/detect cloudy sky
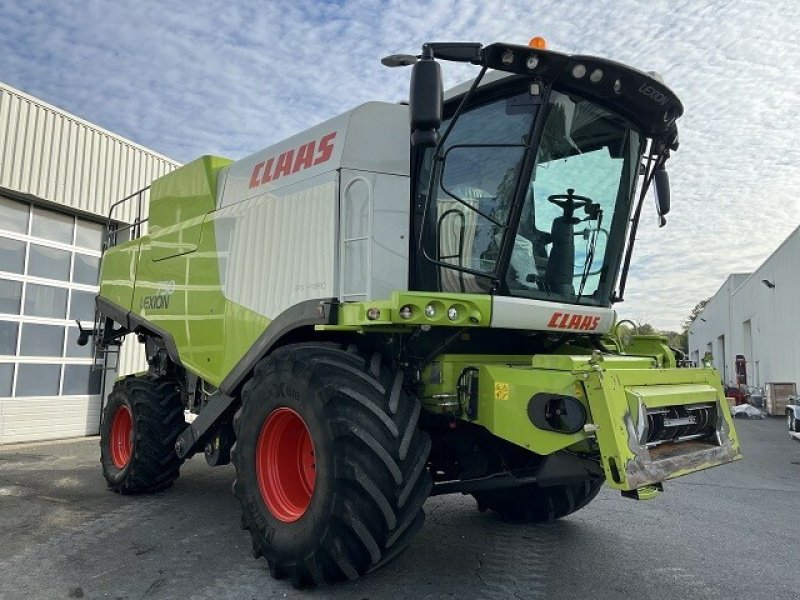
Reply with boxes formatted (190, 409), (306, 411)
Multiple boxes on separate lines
(1, 0), (797, 329)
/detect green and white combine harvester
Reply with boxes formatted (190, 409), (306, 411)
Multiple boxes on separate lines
(84, 38), (741, 587)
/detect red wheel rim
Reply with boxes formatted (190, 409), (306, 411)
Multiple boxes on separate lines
(256, 407), (316, 523)
(110, 405), (133, 469)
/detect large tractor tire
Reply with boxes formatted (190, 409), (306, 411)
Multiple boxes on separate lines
(232, 344), (432, 588)
(473, 479), (603, 523)
(100, 375), (186, 494)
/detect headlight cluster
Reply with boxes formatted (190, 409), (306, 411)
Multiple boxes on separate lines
(570, 62), (620, 93)
(395, 300), (481, 325)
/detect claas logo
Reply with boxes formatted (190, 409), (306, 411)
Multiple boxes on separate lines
(249, 132), (337, 189)
(547, 312), (602, 331)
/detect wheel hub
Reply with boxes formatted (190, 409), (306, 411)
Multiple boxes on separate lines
(110, 405), (133, 469)
(256, 407), (316, 523)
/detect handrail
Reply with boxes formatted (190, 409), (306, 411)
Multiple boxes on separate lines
(103, 186), (150, 252)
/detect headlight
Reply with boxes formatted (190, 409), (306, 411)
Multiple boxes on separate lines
(571, 64), (586, 79)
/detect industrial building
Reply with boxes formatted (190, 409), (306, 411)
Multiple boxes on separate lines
(0, 81), (179, 444)
(689, 225), (800, 396)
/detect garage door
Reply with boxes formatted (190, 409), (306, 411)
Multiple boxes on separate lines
(0, 195), (105, 444)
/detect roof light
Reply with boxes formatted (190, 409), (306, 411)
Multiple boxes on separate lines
(589, 68), (603, 83)
(571, 64), (586, 79)
(501, 50), (515, 65)
(528, 36), (547, 49)
(526, 54), (539, 70)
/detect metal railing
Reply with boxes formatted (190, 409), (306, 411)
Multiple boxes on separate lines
(103, 185), (150, 252)
(91, 185), (151, 411)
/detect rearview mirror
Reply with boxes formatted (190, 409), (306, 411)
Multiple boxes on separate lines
(409, 49), (442, 147)
(654, 168), (670, 217)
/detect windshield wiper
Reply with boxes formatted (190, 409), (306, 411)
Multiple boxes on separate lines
(576, 210), (602, 302)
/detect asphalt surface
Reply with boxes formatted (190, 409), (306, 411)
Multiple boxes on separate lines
(1, 418), (798, 600)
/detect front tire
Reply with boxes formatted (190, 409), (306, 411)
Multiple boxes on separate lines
(473, 479), (604, 522)
(232, 344), (432, 588)
(100, 375), (186, 494)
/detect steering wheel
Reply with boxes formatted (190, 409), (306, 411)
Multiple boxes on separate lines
(547, 188), (594, 218)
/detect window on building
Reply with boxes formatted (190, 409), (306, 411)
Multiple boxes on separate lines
(0, 237), (26, 273)
(0, 197), (29, 233)
(0, 196), (104, 398)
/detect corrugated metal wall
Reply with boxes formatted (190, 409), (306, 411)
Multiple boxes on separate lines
(0, 81), (182, 443)
(0, 82), (179, 223)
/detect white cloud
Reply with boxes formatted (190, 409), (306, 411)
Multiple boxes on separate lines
(1, 0), (798, 329)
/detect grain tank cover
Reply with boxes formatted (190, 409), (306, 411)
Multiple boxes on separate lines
(217, 102), (409, 209)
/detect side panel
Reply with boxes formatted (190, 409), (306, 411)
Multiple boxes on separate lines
(123, 156), (270, 385)
(491, 296), (616, 333)
(98, 238), (141, 311)
(213, 171), (338, 319)
(339, 169), (410, 302)
(130, 219), (270, 386)
(149, 156), (232, 261)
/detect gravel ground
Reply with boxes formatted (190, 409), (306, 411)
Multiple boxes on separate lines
(1, 417), (798, 599)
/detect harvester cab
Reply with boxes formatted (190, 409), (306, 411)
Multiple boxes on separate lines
(389, 40), (679, 307)
(89, 37), (740, 588)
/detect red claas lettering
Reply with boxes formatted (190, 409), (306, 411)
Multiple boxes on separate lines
(547, 312), (602, 331)
(248, 131), (337, 190)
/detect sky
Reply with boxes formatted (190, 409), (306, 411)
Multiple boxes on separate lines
(1, 0), (798, 330)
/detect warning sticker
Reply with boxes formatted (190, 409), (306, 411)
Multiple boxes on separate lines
(494, 382), (509, 400)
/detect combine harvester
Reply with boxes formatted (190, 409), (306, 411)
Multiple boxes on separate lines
(82, 37), (742, 587)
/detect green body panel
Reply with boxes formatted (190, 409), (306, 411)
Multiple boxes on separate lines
(99, 155), (270, 386)
(98, 238), (140, 310)
(620, 335), (677, 368)
(322, 291), (492, 330)
(423, 352), (741, 492)
(149, 156), (232, 260)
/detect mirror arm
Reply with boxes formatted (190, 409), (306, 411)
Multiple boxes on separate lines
(435, 65), (488, 158)
(615, 147), (659, 301)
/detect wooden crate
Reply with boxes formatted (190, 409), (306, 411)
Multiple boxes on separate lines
(765, 383), (797, 416)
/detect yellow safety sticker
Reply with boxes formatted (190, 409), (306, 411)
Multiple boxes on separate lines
(494, 382), (509, 400)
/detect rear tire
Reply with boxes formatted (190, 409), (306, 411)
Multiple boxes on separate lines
(473, 479), (603, 523)
(100, 375), (186, 494)
(232, 344), (432, 588)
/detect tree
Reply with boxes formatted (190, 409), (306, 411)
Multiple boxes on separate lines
(614, 321), (687, 353)
(682, 298), (711, 333)
(664, 329), (687, 353)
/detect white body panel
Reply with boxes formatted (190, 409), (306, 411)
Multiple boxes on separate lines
(340, 169), (409, 302)
(212, 102), (411, 318)
(217, 102), (410, 208)
(491, 296), (616, 334)
(213, 172), (338, 319)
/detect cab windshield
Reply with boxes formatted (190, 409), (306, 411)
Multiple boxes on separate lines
(418, 84), (642, 306)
